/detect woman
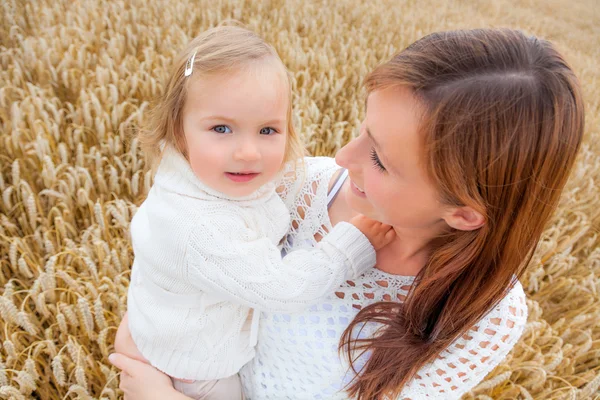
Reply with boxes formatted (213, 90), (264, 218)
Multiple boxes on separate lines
(110, 28), (584, 399)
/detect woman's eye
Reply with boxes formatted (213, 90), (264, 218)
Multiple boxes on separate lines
(370, 148), (386, 172)
(212, 125), (232, 134)
(259, 127), (277, 135)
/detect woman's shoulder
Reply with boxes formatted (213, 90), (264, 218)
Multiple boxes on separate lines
(277, 156), (338, 195)
(490, 278), (528, 323)
(276, 156), (340, 224)
(479, 278), (528, 350)
(456, 278), (528, 361)
(399, 280), (528, 399)
(283, 155), (337, 172)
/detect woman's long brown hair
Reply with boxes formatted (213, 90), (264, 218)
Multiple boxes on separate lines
(340, 29), (585, 399)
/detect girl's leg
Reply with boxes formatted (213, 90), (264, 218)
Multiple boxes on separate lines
(172, 375), (244, 400)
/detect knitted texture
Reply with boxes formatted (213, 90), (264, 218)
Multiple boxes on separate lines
(241, 157), (528, 399)
(128, 149), (376, 380)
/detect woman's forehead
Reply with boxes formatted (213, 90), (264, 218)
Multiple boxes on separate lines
(365, 87), (426, 174)
(365, 88), (422, 144)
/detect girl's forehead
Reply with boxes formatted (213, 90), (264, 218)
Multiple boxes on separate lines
(183, 63), (289, 120)
(186, 61), (288, 100)
(187, 57), (288, 87)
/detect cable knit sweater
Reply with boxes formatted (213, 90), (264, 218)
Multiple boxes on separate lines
(240, 156), (529, 399)
(127, 146), (376, 381)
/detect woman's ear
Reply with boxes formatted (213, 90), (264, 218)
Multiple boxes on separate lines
(443, 206), (485, 231)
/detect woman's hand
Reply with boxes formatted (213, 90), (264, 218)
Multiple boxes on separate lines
(114, 312), (195, 383)
(114, 313), (149, 363)
(108, 353), (190, 400)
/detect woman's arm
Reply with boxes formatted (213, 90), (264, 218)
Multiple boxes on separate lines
(113, 313), (149, 363)
(108, 353), (191, 400)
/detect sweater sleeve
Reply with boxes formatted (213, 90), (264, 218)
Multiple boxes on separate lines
(186, 217), (376, 312)
(397, 282), (528, 399)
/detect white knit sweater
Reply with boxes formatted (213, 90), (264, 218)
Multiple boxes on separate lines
(127, 146), (376, 381)
(240, 156), (529, 399)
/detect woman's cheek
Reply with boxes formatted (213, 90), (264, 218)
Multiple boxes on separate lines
(364, 172), (385, 209)
(365, 170), (384, 199)
(366, 173), (402, 222)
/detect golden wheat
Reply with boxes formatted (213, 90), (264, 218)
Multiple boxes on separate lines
(0, 0), (599, 399)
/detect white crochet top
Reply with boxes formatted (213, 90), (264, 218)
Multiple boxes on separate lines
(127, 147), (376, 381)
(240, 157), (528, 399)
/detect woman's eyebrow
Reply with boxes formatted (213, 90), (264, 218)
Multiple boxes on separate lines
(367, 126), (400, 174)
(366, 127), (381, 149)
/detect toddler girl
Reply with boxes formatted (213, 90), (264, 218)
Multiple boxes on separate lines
(122, 25), (393, 399)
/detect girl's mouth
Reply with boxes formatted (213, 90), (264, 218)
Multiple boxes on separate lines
(225, 172), (260, 183)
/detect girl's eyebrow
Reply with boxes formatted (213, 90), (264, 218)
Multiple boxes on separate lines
(199, 115), (286, 126)
(258, 118), (286, 126)
(198, 115), (237, 124)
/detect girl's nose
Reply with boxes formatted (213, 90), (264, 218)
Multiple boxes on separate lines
(233, 138), (261, 162)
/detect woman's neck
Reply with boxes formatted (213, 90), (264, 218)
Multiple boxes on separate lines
(374, 222), (447, 276)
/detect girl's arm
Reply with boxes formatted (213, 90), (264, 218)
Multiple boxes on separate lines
(183, 157), (394, 313)
(186, 215), (393, 312)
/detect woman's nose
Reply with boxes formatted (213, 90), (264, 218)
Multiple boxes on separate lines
(335, 142), (351, 168)
(335, 130), (363, 169)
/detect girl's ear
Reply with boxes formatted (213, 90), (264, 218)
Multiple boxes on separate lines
(443, 206), (485, 231)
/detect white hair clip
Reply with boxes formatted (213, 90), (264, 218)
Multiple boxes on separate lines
(184, 50), (197, 77)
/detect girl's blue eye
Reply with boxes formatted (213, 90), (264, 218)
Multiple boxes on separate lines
(212, 125), (232, 134)
(260, 127), (277, 135)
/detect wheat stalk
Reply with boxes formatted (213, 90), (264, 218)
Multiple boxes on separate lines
(1, 0), (599, 398)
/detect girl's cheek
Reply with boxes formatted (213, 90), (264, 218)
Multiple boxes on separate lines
(266, 136), (287, 158)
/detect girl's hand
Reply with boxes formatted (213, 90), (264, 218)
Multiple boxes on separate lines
(350, 214), (396, 250)
(108, 353), (190, 400)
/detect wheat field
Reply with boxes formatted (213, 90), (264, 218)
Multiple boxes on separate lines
(0, 0), (599, 399)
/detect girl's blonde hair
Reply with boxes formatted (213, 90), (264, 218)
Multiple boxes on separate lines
(138, 25), (304, 170)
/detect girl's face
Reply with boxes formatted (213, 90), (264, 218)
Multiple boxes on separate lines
(181, 59), (288, 197)
(336, 86), (448, 233)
